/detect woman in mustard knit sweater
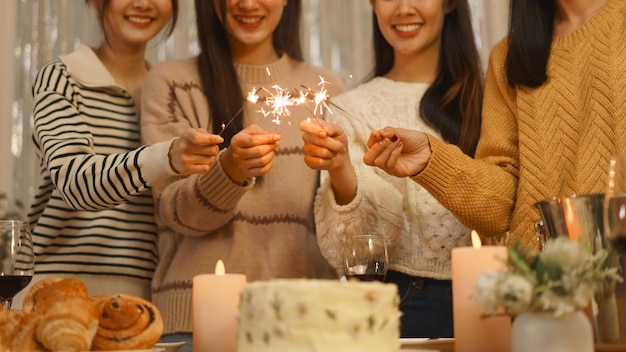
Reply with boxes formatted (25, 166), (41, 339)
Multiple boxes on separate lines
(363, 0), (626, 249)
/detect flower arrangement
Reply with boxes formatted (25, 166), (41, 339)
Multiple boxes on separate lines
(473, 236), (622, 318)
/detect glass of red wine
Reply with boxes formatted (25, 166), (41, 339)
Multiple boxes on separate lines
(0, 220), (34, 309)
(343, 234), (388, 282)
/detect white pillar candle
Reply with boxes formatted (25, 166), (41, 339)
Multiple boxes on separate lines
(193, 260), (247, 352)
(452, 231), (511, 352)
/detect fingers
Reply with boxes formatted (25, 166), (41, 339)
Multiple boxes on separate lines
(299, 118), (327, 137)
(367, 127), (398, 148)
(168, 128), (226, 174)
(233, 124), (281, 148)
(363, 138), (399, 167)
(181, 128), (224, 145)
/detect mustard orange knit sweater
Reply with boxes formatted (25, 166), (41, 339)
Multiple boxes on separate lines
(414, 0), (626, 249)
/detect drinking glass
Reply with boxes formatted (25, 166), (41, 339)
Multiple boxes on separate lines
(0, 220), (35, 309)
(604, 154), (626, 251)
(343, 234), (388, 282)
(600, 154), (626, 343)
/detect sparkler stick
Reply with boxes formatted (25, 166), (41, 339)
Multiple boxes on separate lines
(218, 88), (261, 136)
(299, 84), (376, 131)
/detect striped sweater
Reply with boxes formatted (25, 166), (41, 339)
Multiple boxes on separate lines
(140, 55), (345, 334)
(25, 44), (175, 301)
(413, 0), (626, 249)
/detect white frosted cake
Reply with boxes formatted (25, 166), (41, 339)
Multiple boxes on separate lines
(237, 279), (401, 352)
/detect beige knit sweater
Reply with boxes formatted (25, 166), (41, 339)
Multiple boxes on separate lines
(140, 55), (345, 334)
(414, 0), (626, 249)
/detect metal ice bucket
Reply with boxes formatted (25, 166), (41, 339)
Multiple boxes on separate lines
(535, 193), (626, 344)
(534, 193), (605, 250)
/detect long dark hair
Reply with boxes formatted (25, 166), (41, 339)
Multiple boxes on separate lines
(505, 0), (555, 88)
(195, 0), (304, 148)
(372, 0), (483, 157)
(88, 0), (179, 42)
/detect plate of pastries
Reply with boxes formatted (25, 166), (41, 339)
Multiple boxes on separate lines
(0, 277), (165, 351)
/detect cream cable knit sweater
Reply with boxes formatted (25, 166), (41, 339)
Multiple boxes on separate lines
(315, 77), (471, 281)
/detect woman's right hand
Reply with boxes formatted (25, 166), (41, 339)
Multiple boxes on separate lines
(300, 118), (357, 205)
(299, 118), (350, 172)
(221, 124), (281, 185)
(364, 126), (432, 177)
(169, 128), (224, 174)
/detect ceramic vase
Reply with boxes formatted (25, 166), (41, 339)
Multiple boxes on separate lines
(511, 310), (593, 352)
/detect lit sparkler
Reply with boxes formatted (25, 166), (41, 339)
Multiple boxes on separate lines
(217, 75), (372, 135)
(259, 85), (295, 126)
(301, 76), (376, 130)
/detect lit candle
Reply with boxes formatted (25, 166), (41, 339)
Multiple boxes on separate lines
(452, 231), (511, 352)
(193, 260), (247, 352)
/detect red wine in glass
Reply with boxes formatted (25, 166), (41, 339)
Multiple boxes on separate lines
(344, 235), (389, 282)
(348, 273), (386, 282)
(346, 260), (388, 282)
(0, 275), (33, 301)
(0, 221), (35, 309)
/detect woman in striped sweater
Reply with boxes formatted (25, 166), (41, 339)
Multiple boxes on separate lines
(18, 0), (223, 307)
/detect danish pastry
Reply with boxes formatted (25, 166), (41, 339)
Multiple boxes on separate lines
(91, 294), (163, 351)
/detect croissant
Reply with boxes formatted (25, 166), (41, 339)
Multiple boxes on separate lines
(22, 277), (89, 313)
(91, 294), (163, 351)
(0, 308), (44, 351)
(22, 277), (98, 351)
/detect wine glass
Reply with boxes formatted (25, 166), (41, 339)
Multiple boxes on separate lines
(600, 154), (626, 343)
(604, 154), (626, 252)
(0, 220), (35, 309)
(343, 234), (388, 282)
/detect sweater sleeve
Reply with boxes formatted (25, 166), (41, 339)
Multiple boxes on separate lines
(314, 94), (407, 275)
(31, 60), (171, 211)
(412, 40), (519, 237)
(140, 61), (250, 237)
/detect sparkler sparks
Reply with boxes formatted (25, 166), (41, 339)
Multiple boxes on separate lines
(217, 75), (372, 135)
(259, 85), (295, 126)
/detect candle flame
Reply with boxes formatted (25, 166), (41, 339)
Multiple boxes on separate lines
(471, 230), (482, 249)
(215, 259), (225, 275)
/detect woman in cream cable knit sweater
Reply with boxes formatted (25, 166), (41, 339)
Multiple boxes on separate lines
(299, 0), (483, 338)
(365, 0), (626, 250)
(140, 0), (344, 347)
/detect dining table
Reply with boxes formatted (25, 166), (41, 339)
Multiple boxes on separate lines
(398, 339), (626, 352)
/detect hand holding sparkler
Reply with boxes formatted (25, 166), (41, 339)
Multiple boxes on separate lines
(300, 118), (358, 205)
(300, 118), (351, 171)
(168, 128), (224, 174)
(221, 124), (282, 185)
(363, 127), (432, 178)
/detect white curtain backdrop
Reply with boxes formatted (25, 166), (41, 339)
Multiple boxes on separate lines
(0, 0), (509, 217)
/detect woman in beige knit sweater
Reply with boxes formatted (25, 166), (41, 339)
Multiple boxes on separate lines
(364, 0), (626, 249)
(139, 0), (344, 347)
